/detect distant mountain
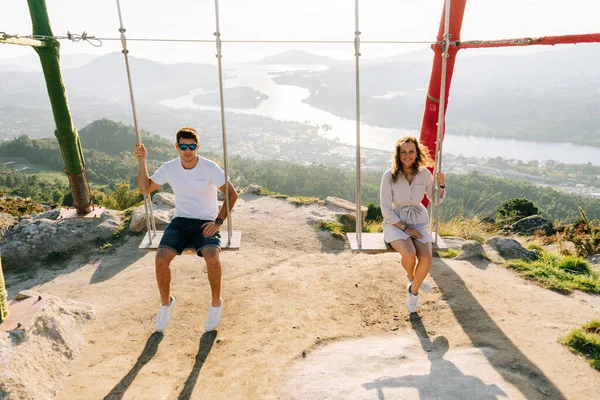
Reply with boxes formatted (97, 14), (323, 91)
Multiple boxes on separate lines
(0, 52), (218, 106)
(0, 53), (98, 72)
(253, 50), (346, 66)
(271, 43), (600, 146)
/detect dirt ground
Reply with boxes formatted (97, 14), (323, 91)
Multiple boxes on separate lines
(5, 194), (600, 399)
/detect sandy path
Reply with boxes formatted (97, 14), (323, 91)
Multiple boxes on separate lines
(8, 195), (598, 399)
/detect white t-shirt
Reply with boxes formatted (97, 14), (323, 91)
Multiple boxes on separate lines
(150, 156), (226, 220)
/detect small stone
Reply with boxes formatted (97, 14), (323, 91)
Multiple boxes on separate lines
(355, 283), (358, 288)
(302, 350), (306, 358)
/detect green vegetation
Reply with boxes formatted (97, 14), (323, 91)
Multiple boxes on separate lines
(317, 220), (346, 239)
(565, 207), (600, 257)
(435, 248), (460, 258)
(0, 197), (46, 217)
(497, 198), (539, 225)
(438, 217), (496, 243)
(561, 320), (600, 371)
(507, 251), (600, 294)
(3, 119), (600, 225)
(288, 196), (324, 206)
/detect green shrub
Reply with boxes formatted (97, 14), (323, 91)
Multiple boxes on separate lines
(365, 202), (382, 222)
(557, 256), (592, 275)
(565, 207), (600, 257)
(497, 198), (539, 224)
(561, 320), (600, 371)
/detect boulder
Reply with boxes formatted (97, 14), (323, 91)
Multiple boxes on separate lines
(152, 192), (176, 207)
(440, 236), (470, 251)
(510, 215), (555, 236)
(484, 236), (537, 261)
(454, 241), (486, 260)
(244, 184), (262, 195)
(0, 210), (123, 271)
(325, 197), (367, 222)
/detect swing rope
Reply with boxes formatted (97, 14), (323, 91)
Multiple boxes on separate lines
(214, 0), (233, 246)
(115, 0), (156, 242)
(430, 0), (452, 244)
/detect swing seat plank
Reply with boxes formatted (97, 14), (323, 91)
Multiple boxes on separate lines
(346, 232), (447, 253)
(139, 230), (242, 253)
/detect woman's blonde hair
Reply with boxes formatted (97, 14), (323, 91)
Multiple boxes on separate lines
(391, 136), (434, 183)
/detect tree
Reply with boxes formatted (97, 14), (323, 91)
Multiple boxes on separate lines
(497, 198), (539, 224)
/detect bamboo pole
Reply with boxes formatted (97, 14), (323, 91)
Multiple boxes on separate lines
(26, 0), (92, 213)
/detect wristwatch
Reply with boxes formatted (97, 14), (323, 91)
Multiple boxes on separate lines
(401, 222), (407, 231)
(214, 217), (223, 225)
(439, 184), (446, 188)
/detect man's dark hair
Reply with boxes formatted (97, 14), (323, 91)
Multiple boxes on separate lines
(176, 127), (199, 143)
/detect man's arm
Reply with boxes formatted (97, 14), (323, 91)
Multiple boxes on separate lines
(134, 143), (162, 195)
(201, 181), (238, 237)
(216, 181), (238, 222)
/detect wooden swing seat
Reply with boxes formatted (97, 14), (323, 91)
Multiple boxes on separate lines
(346, 232), (448, 253)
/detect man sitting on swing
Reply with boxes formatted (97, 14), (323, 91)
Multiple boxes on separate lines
(134, 127), (238, 333)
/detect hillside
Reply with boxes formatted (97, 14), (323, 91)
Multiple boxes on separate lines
(3, 194), (599, 399)
(2, 120), (600, 222)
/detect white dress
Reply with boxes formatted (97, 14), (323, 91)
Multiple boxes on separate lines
(380, 167), (446, 244)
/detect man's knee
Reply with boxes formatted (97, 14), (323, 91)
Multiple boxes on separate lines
(202, 247), (221, 266)
(156, 248), (176, 268)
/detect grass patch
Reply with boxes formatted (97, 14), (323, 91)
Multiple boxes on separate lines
(317, 220), (346, 239)
(257, 188), (288, 199)
(317, 216), (380, 239)
(507, 251), (600, 294)
(435, 248), (460, 258)
(561, 320), (600, 371)
(437, 217), (496, 244)
(288, 196), (324, 206)
(526, 243), (544, 251)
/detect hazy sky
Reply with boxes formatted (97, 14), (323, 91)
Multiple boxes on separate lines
(2, 0), (599, 64)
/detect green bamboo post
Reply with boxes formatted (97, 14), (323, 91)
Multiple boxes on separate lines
(0, 256), (8, 322)
(26, 0), (93, 213)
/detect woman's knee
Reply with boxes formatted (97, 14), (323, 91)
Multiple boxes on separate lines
(400, 249), (417, 262)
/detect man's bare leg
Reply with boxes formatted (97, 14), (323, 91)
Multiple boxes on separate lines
(201, 246), (222, 307)
(156, 247), (177, 305)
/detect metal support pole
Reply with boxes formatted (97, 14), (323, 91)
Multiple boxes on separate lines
(214, 0), (232, 246)
(354, 0), (362, 247)
(431, 0), (452, 244)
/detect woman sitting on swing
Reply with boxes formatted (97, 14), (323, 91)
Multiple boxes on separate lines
(380, 136), (446, 313)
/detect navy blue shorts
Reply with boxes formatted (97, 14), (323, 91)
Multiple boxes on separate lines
(159, 217), (221, 257)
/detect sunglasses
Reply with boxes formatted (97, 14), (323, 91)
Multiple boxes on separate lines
(177, 143), (198, 151)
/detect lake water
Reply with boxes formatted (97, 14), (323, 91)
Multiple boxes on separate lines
(161, 64), (600, 166)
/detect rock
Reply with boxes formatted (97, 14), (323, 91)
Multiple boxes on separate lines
(152, 192), (176, 207)
(484, 236), (537, 261)
(0, 210), (123, 271)
(0, 212), (17, 238)
(585, 254), (600, 267)
(0, 291), (93, 400)
(510, 215), (555, 236)
(325, 197), (367, 222)
(440, 236), (470, 251)
(129, 205), (173, 233)
(454, 241), (486, 260)
(244, 184), (262, 195)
